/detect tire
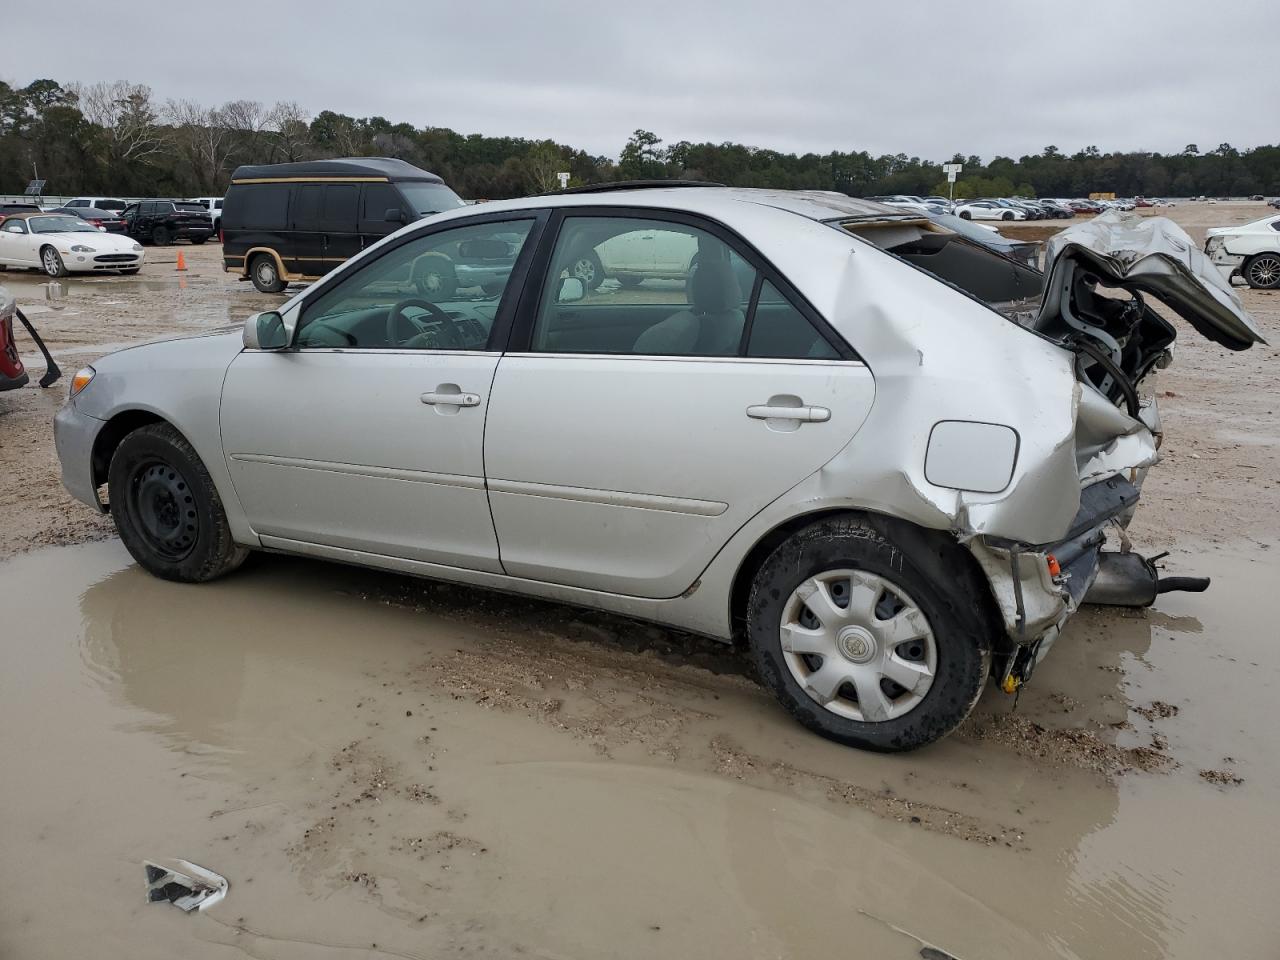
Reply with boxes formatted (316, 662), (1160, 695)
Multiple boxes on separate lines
(958, 210), (972, 220)
(617, 275), (644, 288)
(107, 422), (249, 583)
(746, 513), (994, 753)
(413, 257), (457, 299)
(568, 250), (604, 290)
(40, 246), (66, 278)
(151, 225), (171, 246)
(213, 218), (221, 234)
(1001, 211), (1014, 221)
(250, 253), (287, 293)
(1243, 253), (1280, 290)
(190, 235), (208, 245)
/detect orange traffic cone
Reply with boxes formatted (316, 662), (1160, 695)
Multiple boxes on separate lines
(176, 250), (187, 271)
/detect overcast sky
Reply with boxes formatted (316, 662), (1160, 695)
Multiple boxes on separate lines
(4, 1), (1275, 161)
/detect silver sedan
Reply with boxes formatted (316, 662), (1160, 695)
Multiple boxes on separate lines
(54, 190), (1262, 751)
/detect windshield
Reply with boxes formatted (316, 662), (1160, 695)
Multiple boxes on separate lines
(398, 181), (465, 216)
(30, 216), (97, 234)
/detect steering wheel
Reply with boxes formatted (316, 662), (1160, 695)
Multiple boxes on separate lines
(386, 297), (453, 348)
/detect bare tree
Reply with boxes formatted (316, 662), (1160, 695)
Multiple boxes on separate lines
(220, 99), (272, 163)
(267, 100), (311, 162)
(72, 81), (166, 164)
(165, 98), (234, 192)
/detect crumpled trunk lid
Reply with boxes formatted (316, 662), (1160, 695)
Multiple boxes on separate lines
(1040, 211), (1264, 351)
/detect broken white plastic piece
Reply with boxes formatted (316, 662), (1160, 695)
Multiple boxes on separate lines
(143, 859), (228, 912)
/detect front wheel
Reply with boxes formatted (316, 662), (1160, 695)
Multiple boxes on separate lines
(747, 514), (993, 752)
(41, 246), (66, 277)
(250, 253), (287, 293)
(107, 422), (249, 582)
(958, 210), (972, 220)
(1244, 253), (1280, 289)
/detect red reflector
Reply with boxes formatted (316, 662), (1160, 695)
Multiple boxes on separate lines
(1047, 555), (1062, 578)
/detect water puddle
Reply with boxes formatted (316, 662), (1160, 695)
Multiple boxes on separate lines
(1, 539), (1274, 958)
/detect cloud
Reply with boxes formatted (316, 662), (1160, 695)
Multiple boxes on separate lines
(3, 0), (1273, 160)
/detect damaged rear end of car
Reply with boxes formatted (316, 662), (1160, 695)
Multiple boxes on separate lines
(831, 207), (1263, 696)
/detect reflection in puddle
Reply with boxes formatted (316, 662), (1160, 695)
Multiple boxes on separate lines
(1, 540), (1275, 958)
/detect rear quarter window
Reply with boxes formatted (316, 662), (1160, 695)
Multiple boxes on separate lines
(226, 184), (290, 230)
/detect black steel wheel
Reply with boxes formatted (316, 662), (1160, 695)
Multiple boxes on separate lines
(108, 422), (249, 582)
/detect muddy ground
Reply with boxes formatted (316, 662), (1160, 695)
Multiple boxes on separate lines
(1, 204), (1277, 959)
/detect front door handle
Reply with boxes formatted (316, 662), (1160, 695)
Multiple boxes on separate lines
(747, 403), (830, 423)
(421, 390), (481, 407)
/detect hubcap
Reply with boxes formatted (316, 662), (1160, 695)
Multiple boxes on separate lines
(131, 461), (198, 561)
(257, 262), (275, 284)
(779, 569), (937, 723)
(421, 271), (443, 293)
(43, 250), (58, 272)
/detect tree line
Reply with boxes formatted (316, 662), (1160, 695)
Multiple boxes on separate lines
(3, 78), (1278, 200)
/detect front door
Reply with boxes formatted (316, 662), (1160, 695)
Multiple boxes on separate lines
(0, 219), (35, 266)
(484, 212), (875, 599)
(219, 215), (542, 570)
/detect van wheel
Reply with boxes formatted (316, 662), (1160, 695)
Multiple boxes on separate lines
(250, 254), (287, 293)
(108, 422), (249, 583)
(746, 513), (993, 753)
(151, 225), (172, 245)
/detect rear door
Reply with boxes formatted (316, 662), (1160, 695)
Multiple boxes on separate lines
(319, 184), (361, 266)
(484, 210), (875, 599)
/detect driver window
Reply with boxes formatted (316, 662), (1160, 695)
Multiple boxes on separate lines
(295, 219), (534, 351)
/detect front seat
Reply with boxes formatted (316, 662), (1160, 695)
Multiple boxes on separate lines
(633, 259), (745, 355)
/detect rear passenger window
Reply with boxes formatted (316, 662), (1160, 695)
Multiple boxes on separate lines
(747, 281), (839, 359)
(242, 185), (290, 229)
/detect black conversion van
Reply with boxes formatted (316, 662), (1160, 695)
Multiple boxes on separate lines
(221, 157), (464, 292)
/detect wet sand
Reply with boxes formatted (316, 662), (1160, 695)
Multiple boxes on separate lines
(2, 204), (1279, 957)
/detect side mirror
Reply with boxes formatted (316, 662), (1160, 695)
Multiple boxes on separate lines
(556, 276), (585, 303)
(243, 311), (289, 350)
(384, 208), (406, 224)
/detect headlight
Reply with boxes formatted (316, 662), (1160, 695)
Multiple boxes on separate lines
(70, 365), (96, 398)
(70, 244), (96, 253)
(132, 243), (143, 252)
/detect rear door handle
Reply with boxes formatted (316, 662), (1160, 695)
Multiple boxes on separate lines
(747, 404), (830, 423)
(421, 391), (481, 407)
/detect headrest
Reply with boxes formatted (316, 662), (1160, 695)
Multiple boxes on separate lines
(689, 259), (741, 315)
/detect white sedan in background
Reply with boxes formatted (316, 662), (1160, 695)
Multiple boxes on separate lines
(0, 212), (145, 277)
(954, 201), (1026, 221)
(1205, 214), (1280, 288)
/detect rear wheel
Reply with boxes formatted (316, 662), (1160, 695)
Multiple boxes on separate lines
(107, 422), (248, 583)
(151, 225), (171, 245)
(190, 235), (208, 245)
(40, 246), (66, 277)
(1244, 253), (1280, 289)
(1001, 211), (1014, 221)
(568, 250), (604, 290)
(747, 514), (993, 752)
(250, 253), (287, 293)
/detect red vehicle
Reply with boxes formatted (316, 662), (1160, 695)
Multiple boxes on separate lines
(0, 202), (41, 226)
(0, 286), (61, 392)
(1135, 197), (1154, 208)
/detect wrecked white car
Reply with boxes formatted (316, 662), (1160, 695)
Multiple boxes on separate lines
(1204, 213), (1280, 289)
(53, 189), (1263, 752)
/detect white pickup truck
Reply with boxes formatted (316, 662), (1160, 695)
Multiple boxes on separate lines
(186, 197), (225, 234)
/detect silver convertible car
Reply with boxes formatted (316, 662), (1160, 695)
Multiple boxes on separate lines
(54, 188), (1262, 752)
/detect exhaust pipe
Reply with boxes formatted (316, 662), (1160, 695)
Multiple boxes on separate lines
(1084, 551), (1210, 607)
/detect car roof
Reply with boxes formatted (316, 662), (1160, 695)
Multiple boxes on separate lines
(433, 186), (908, 225)
(229, 156), (445, 183)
